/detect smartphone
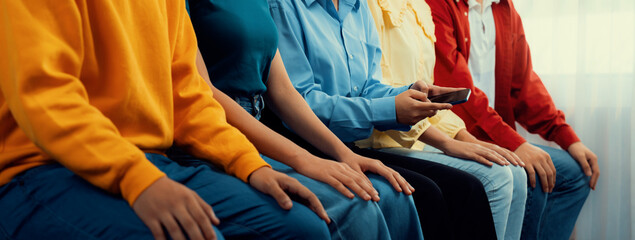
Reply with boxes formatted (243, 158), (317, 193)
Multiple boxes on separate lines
(428, 88), (471, 105)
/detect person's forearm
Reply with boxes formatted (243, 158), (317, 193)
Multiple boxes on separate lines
(417, 125), (455, 151)
(266, 51), (354, 161)
(454, 128), (479, 142)
(195, 50), (312, 169)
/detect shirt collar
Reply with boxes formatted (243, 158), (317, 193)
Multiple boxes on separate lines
(349, 0), (361, 10)
(303, 0), (360, 10)
(465, 0), (500, 10)
(457, 0), (500, 6)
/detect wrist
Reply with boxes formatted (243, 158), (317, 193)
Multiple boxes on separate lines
(455, 129), (477, 142)
(247, 166), (272, 184)
(435, 137), (456, 153)
(332, 145), (357, 162)
(566, 141), (583, 152)
(280, 149), (313, 171)
(514, 141), (531, 153)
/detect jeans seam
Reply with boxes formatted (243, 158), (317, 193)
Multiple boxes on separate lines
(327, 217), (344, 239)
(219, 221), (272, 240)
(18, 179), (99, 240)
(0, 217), (10, 240)
(554, 169), (574, 190)
(479, 175), (499, 196)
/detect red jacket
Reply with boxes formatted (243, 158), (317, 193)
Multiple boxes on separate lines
(426, 0), (580, 151)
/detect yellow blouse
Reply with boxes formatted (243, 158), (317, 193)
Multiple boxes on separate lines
(356, 0), (466, 150)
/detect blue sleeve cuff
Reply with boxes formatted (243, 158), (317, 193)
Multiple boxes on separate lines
(396, 85), (411, 95)
(370, 96), (411, 131)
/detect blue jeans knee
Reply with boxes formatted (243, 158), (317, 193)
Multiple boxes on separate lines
(521, 144), (591, 240)
(261, 155), (391, 240)
(535, 145), (590, 198)
(370, 174), (424, 240)
(274, 206), (331, 240)
(482, 164), (514, 201)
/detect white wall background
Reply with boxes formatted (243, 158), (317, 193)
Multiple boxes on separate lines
(513, 1), (635, 239)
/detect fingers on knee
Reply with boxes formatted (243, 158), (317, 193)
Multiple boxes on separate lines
(346, 195), (381, 214)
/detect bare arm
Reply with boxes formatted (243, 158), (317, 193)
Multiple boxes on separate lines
(195, 50), (310, 170)
(195, 50), (379, 201)
(265, 51), (352, 162)
(418, 126), (509, 166)
(265, 50), (414, 195)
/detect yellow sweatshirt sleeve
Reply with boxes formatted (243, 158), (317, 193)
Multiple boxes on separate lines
(428, 110), (467, 139)
(170, 5), (270, 182)
(0, 1), (165, 205)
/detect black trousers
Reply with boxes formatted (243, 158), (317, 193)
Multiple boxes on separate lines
(260, 109), (497, 240)
(351, 146), (497, 240)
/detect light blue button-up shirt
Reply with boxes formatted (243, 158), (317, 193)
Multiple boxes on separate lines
(268, 0), (410, 142)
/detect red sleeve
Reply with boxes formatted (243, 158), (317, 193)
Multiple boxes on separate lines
(427, 0), (526, 151)
(508, 3), (580, 149)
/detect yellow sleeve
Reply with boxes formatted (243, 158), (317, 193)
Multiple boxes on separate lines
(170, 4), (270, 182)
(0, 1), (165, 206)
(382, 119), (432, 149)
(356, 119), (431, 150)
(428, 110), (467, 139)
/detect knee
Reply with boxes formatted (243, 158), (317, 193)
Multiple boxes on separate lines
(482, 165), (514, 199)
(370, 175), (418, 214)
(277, 204), (330, 240)
(550, 151), (591, 196)
(564, 171), (591, 201)
(510, 166), (528, 196)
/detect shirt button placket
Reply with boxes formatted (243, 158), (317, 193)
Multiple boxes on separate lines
(340, 24), (355, 82)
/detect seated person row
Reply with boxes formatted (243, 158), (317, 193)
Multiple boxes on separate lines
(269, 0), (597, 239)
(187, 0), (493, 239)
(0, 0), (419, 239)
(181, 0), (424, 238)
(267, 0), (500, 238)
(362, 0), (526, 239)
(427, 0), (598, 239)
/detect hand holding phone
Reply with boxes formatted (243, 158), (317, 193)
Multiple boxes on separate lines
(395, 89), (453, 125)
(428, 89), (471, 105)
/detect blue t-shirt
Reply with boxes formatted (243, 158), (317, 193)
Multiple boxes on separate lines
(268, 0), (410, 142)
(188, 0), (278, 97)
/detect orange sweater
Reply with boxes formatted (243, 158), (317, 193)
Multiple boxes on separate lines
(0, 0), (269, 205)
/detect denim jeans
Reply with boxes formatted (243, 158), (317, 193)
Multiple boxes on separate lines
(0, 154), (330, 239)
(234, 94), (265, 120)
(521, 144), (590, 240)
(378, 146), (527, 240)
(262, 156), (423, 240)
(167, 151), (424, 240)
